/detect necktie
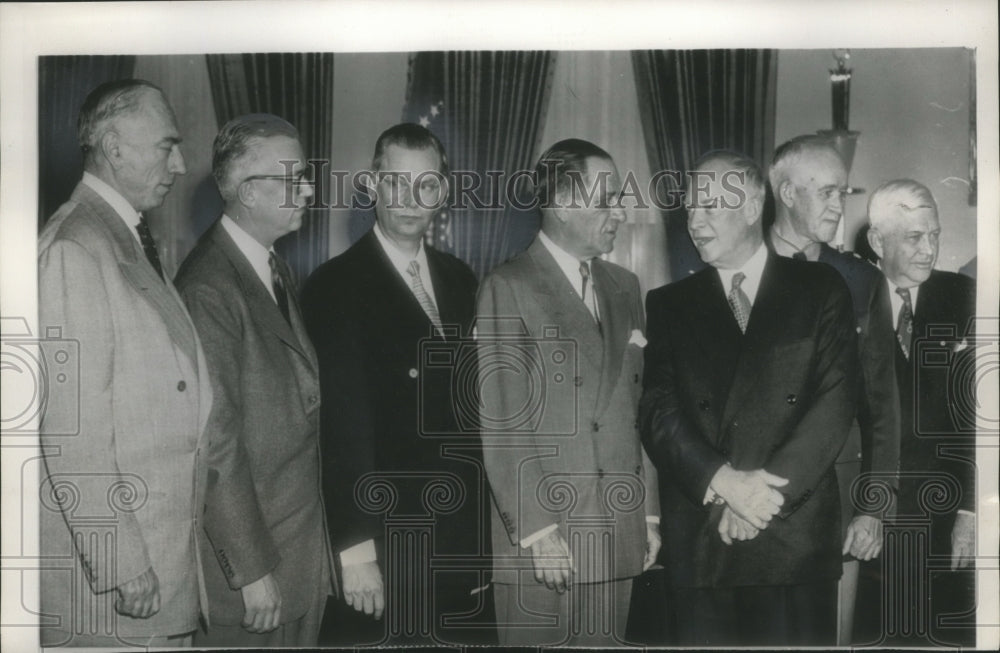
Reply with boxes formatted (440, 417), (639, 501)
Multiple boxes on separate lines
(269, 251), (291, 325)
(136, 215), (164, 281)
(579, 260), (601, 326)
(896, 287), (914, 359)
(407, 260), (442, 334)
(792, 252), (807, 261)
(727, 272), (751, 333)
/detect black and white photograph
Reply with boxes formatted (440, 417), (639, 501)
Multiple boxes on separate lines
(1, 1), (997, 650)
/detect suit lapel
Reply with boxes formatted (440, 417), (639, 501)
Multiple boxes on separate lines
(592, 259), (628, 417)
(210, 223), (316, 371)
(526, 239), (603, 370)
(362, 231), (442, 340)
(684, 269), (743, 411)
(76, 184), (199, 365)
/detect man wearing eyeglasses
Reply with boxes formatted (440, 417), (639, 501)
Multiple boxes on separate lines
(302, 123), (495, 646)
(768, 135), (899, 644)
(175, 113), (335, 647)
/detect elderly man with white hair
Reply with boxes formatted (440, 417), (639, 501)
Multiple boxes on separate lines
(854, 179), (976, 647)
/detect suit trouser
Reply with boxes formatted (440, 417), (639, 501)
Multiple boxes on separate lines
(835, 457), (863, 645)
(669, 581), (837, 646)
(494, 578), (633, 647)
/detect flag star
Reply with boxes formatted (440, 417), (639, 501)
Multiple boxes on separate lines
(430, 104), (440, 117)
(419, 115), (430, 127)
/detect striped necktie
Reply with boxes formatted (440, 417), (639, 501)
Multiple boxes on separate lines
(136, 215), (164, 281)
(407, 260), (442, 334)
(269, 251), (291, 325)
(896, 287), (914, 359)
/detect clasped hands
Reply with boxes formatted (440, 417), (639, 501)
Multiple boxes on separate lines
(710, 465), (788, 545)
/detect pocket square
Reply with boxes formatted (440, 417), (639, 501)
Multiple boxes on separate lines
(629, 329), (647, 348)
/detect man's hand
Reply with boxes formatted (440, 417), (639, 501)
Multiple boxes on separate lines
(530, 530), (575, 593)
(710, 465), (788, 529)
(842, 515), (883, 561)
(951, 512), (975, 570)
(643, 522), (661, 571)
(115, 567), (160, 619)
(240, 572), (282, 633)
(342, 561), (385, 619)
(718, 506), (760, 545)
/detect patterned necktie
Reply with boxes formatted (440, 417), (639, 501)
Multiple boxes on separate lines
(407, 260), (442, 334)
(727, 272), (751, 333)
(579, 260), (601, 326)
(136, 215), (164, 281)
(896, 287), (914, 359)
(269, 251), (291, 325)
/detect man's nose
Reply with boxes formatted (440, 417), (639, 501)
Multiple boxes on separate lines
(610, 204), (627, 223)
(687, 207), (706, 229)
(169, 145), (186, 175)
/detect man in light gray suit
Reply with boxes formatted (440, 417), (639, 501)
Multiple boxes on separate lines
(476, 138), (660, 646)
(175, 114), (335, 647)
(38, 79), (212, 647)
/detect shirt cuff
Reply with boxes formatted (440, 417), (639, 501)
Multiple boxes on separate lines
(645, 516), (660, 525)
(519, 523), (558, 549)
(339, 539), (377, 566)
(957, 509), (975, 517)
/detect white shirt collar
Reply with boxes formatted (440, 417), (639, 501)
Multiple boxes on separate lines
(81, 171), (142, 244)
(538, 230), (593, 299)
(716, 241), (768, 306)
(883, 272), (921, 321)
(220, 215), (277, 300)
(372, 222), (437, 305)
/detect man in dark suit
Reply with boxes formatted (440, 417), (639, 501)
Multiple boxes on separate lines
(38, 79), (212, 647)
(768, 135), (900, 643)
(640, 150), (858, 646)
(301, 123), (494, 646)
(476, 138), (661, 646)
(175, 114), (335, 646)
(855, 179), (977, 647)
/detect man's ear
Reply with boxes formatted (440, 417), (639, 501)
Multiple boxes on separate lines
(100, 131), (122, 169)
(237, 178), (256, 207)
(867, 226), (885, 260)
(744, 195), (763, 226)
(778, 180), (796, 210)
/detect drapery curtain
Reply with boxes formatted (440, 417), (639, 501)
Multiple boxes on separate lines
(38, 55), (136, 229)
(402, 51), (556, 279)
(205, 53), (334, 283)
(632, 50), (777, 281)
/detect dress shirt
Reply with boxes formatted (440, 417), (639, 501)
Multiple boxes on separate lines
(220, 215), (279, 303)
(373, 221), (439, 308)
(538, 230), (600, 322)
(716, 241), (768, 308)
(81, 172), (143, 246)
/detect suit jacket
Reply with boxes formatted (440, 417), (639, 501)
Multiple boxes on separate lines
(301, 230), (491, 583)
(38, 182), (212, 640)
(639, 251), (858, 589)
(815, 244), (901, 524)
(175, 221), (335, 626)
(476, 237), (660, 585)
(893, 270), (977, 551)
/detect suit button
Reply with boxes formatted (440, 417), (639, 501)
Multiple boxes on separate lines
(786, 394), (797, 405)
(597, 468), (605, 478)
(574, 376), (583, 387)
(409, 368), (418, 379)
(857, 452), (863, 460)
(634, 465), (642, 475)
(634, 374), (640, 383)
(177, 380), (186, 392)
(592, 422), (600, 432)
(698, 399), (710, 411)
